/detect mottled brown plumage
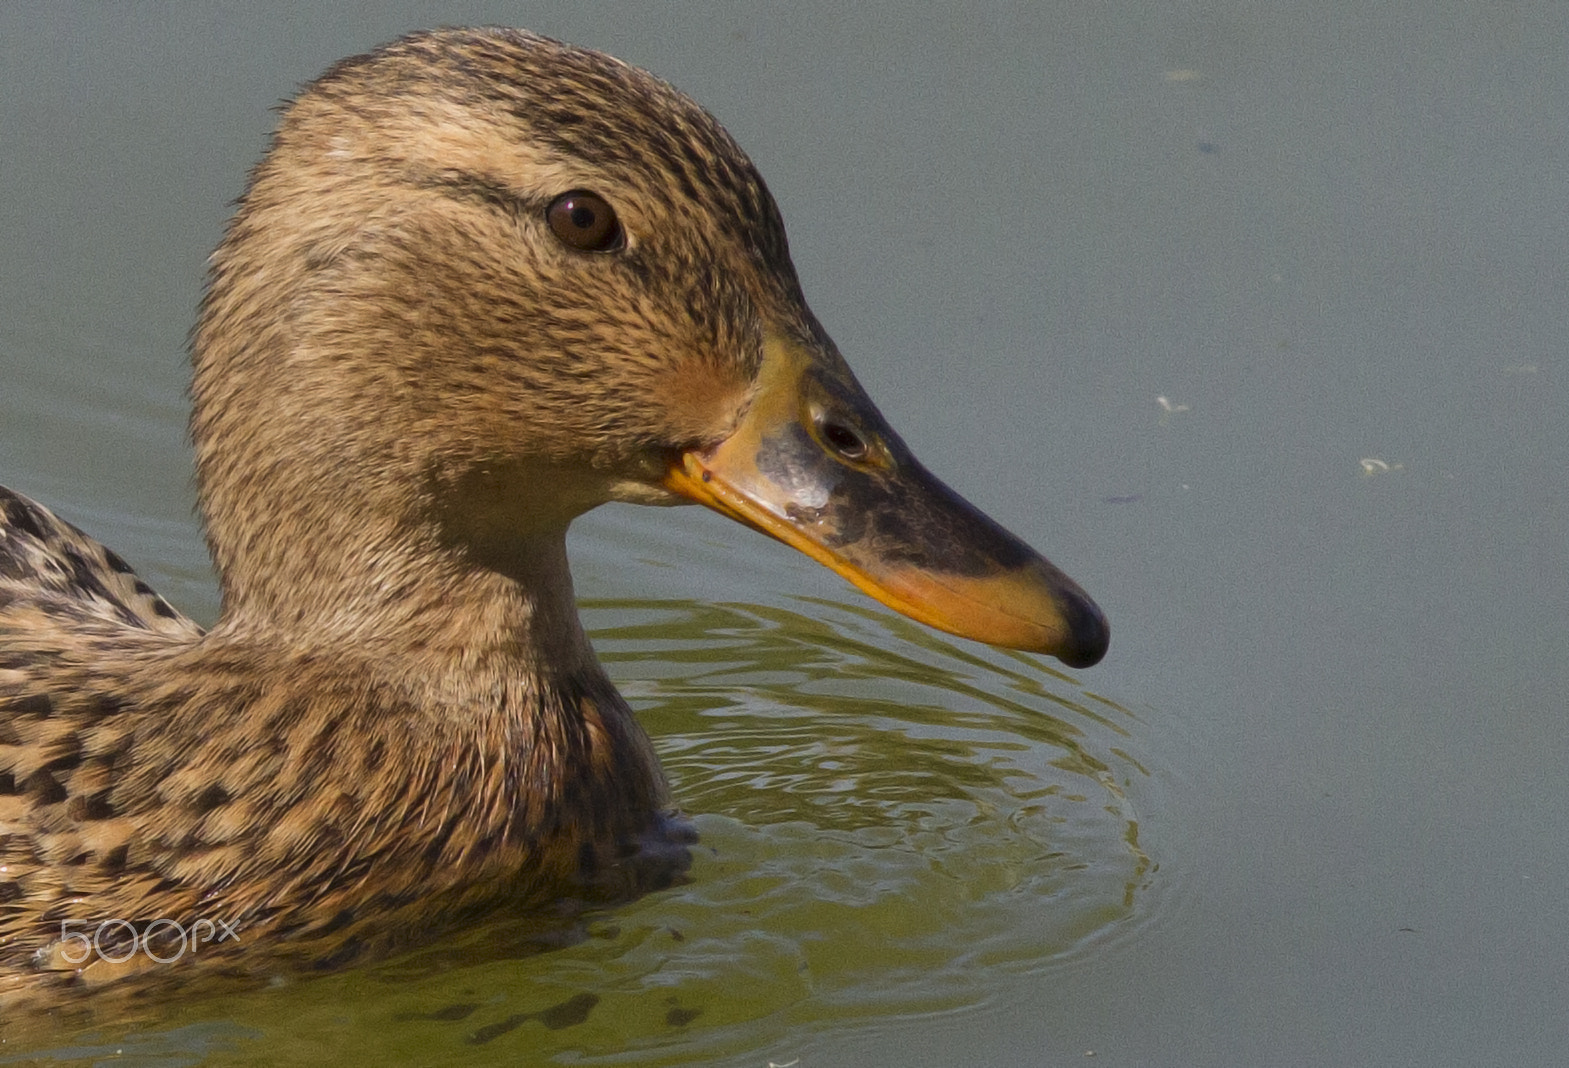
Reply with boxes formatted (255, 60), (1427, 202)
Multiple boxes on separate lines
(0, 25), (1108, 1007)
(0, 27), (798, 998)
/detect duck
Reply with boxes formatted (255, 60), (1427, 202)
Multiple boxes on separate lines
(0, 27), (1107, 996)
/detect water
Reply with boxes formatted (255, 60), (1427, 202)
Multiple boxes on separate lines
(3, 2), (1567, 1065)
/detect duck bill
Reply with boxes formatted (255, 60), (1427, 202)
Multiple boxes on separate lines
(663, 335), (1109, 668)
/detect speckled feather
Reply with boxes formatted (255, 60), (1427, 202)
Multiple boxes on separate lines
(0, 27), (832, 1002)
(0, 489), (195, 640)
(0, 488), (671, 991)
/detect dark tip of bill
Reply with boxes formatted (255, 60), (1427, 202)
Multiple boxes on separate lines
(1057, 594), (1110, 669)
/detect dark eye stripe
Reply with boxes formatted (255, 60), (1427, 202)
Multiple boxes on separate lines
(415, 171), (532, 218)
(412, 173), (629, 255)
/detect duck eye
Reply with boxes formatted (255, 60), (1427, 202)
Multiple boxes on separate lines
(546, 191), (624, 252)
(819, 420), (868, 461)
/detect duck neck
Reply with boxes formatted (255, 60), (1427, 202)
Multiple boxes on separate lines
(212, 516), (602, 704)
(154, 520), (675, 918)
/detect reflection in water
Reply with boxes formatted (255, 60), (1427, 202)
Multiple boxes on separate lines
(16, 598), (1156, 1066)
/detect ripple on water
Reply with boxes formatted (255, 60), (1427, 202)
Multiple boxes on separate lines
(15, 597), (1162, 1067)
(601, 599), (1157, 1010)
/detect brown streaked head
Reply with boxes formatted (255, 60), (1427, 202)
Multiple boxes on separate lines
(191, 27), (1106, 666)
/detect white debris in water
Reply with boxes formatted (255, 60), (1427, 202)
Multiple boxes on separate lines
(1359, 457), (1404, 476)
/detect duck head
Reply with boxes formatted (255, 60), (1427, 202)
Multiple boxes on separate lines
(192, 28), (1107, 669)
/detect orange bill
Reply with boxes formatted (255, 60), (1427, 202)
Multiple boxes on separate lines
(665, 334), (1109, 668)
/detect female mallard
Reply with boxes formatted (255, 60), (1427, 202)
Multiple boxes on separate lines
(0, 28), (1106, 994)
